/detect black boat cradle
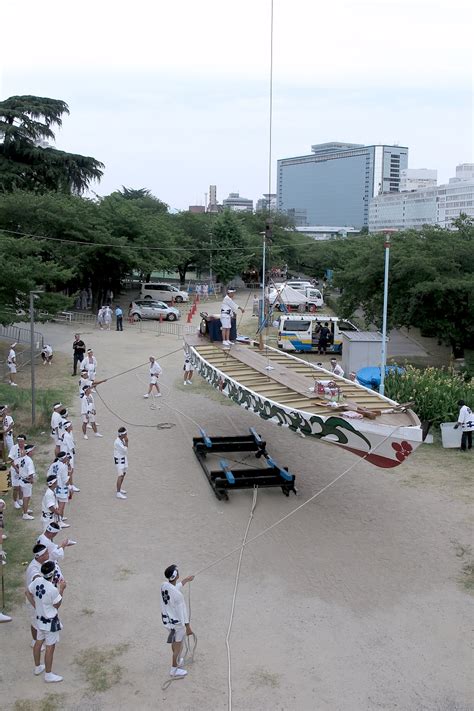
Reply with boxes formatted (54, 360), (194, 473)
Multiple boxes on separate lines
(192, 427), (297, 500)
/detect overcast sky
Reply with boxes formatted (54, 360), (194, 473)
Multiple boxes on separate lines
(1, 0), (472, 209)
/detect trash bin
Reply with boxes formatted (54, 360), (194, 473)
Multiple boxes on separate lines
(440, 422), (462, 448)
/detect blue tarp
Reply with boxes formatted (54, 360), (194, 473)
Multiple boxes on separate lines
(356, 366), (405, 390)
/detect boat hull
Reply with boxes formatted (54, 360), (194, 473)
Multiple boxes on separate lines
(188, 345), (423, 469)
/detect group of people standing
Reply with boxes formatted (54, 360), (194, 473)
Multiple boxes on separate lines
(96, 305), (123, 331)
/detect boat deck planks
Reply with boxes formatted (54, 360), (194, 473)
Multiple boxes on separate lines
(186, 335), (419, 427)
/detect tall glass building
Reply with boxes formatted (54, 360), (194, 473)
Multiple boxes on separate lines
(277, 142), (408, 228)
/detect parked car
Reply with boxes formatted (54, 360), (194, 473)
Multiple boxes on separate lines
(129, 300), (180, 321)
(140, 283), (189, 303)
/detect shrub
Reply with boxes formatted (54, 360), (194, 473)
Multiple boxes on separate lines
(384, 365), (474, 426)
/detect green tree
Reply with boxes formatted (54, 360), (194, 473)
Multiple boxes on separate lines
(168, 212), (213, 286)
(0, 95), (104, 194)
(211, 211), (251, 286)
(333, 226), (474, 356)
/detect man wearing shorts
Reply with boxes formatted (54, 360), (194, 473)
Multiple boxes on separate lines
(8, 434), (27, 509)
(160, 564), (194, 678)
(47, 454), (71, 528)
(7, 342), (18, 386)
(60, 421), (79, 492)
(42, 475), (60, 531)
(17, 444), (36, 521)
(27, 560), (66, 682)
(72, 334), (86, 376)
(1, 404), (14, 453)
(144, 356), (162, 399)
(183, 352), (194, 385)
(25, 543), (54, 644)
(51, 403), (64, 457)
(80, 349), (97, 381)
(37, 522), (74, 563)
(219, 288), (244, 347)
(80, 385), (103, 439)
(113, 427), (129, 499)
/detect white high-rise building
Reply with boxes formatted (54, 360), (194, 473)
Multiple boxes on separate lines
(400, 168), (437, 191)
(369, 164), (474, 232)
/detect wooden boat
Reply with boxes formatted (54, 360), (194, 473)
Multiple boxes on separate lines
(185, 334), (424, 469)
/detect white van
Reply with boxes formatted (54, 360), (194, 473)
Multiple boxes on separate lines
(277, 314), (358, 353)
(140, 283), (189, 303)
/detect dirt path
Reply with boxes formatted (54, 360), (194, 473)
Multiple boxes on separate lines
(1, 310), (473, 711)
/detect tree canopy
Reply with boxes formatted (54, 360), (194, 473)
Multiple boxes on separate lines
(0, 95), (104, 194)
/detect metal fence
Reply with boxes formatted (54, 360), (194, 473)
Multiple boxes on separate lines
(0, 323), (44, 349)
(133, 320), (197, 337)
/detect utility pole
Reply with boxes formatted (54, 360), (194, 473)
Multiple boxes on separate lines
(29, 290), (43, 425)
(259, 218), (273, 350)
(379, 233), (391, 396)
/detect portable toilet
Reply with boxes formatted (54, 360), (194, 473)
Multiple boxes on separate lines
(341, 331), (383, 376)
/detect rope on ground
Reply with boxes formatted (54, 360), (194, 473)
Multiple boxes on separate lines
(94, 389), (175, 430)
(192, 425), (404, 578)
(226, 486), (258, 711)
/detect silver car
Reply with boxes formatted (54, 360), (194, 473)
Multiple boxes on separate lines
(130, 300), (180, 321)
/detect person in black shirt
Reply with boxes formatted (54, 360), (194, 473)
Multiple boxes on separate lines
(318, 322), (330, 356)
(72, 334), (86, 376)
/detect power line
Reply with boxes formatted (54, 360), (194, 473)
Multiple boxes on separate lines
(0, 228), (322, 253)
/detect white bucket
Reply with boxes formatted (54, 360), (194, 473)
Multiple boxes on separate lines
(440, 422), (462, 448)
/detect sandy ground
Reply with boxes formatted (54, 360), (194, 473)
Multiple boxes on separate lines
(1, 302), (473, 711)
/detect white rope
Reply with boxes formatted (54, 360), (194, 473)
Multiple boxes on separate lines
(226, 486), (258, 711)
(193, 424), (403, 577)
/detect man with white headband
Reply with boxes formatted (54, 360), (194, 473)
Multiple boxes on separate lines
(144, 356), (162, 399)
(47, 453), (71, 528)
(80, 348), (97, 381)
(26, 560), (67, 682)
(37, 523), (74, 563)
(160, 564), (194, 678)
(80, 385), (103, 440)
(42, 475), (61, 531)
(220, 288), (244, 348)
(113, 427), (129, 499)
(25, 543), (62, 645)
(1, 404), (15, 452)
(60, 421), (79, 492)
(50, 403), (64, 457)
(8, 433), (26, 510)
(7, 342), (18, 386)
(17, 444), (36, 521)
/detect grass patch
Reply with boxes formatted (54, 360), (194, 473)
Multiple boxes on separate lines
(459, 562), (474, 593)
(74, 643), (129, 692)
(249, 667), (280, 689)
(14, 693), (66, 711)
(114, 566), (133, 581)
(82, 607), (95, 616)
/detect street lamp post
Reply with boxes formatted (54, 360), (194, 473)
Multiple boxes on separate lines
(30, 290), (43, 425)
(379, 234), (391, 397)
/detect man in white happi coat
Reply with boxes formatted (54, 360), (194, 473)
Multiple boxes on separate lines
(41, 475), (61, 531)
(113, 427), (129, 499)
(160, 564), (194, 678)
(454, 399), (474, 452)
(7, 342), (18, 386)
(47, 453), (71, 528)
(1, 404), (14, 452)
(80, 385), (103, 439)
(50, 403), (64, 457)
(8, 434), (27, 509)
(80, 349), (97, 381)
(37, 522), (75, 563)
(17, 444), (36, 521)
(60, 420), (79, 492)
(330, 357), (345, 378)
(25, 543), (62, 645)
(220, 288), (244, 347)
(26, 560), (67, 683)
(144, 356), (162, 399)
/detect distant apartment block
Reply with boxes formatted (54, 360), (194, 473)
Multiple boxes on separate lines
(369, 164), (474, 232)
(277, 142), (408, 228)
(188, 205), (206, 213)
(223, 192), (253, 212)
(400, 168), (437, 191)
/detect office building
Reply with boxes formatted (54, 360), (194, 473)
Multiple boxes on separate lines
(400, 168), (437, 191)
(368, 164), (474, 232)
(223, 192), (253, 212)
(188, 205), (206, 213)
(256, 193), (277, 212)
(277, 142), (408, 228)
(295, 225), (360, 241)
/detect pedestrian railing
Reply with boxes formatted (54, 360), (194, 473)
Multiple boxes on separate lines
(0, 323), (44, 349)
(132, 320), (197, 337)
